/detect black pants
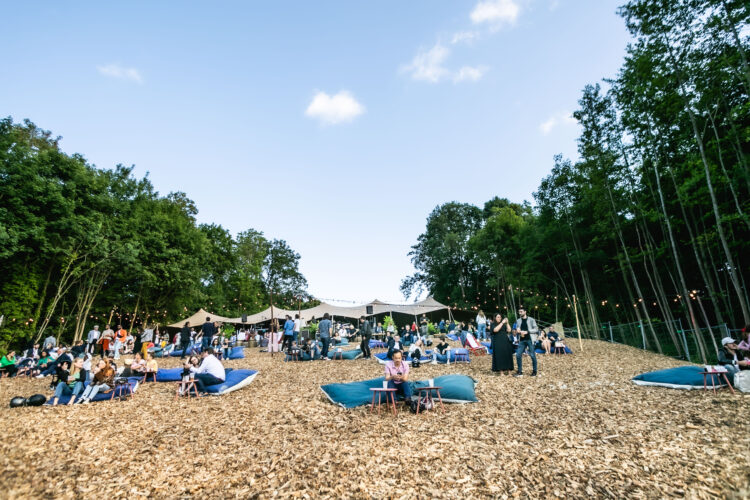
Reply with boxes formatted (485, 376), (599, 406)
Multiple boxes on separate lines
(180, 341), (191, 359)
(194, 373), (224, 393)
(282, 335), (294, 351)
(320, 337), (330, 358)
(360, 336), (371, 358)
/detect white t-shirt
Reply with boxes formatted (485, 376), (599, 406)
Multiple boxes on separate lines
(293, 319), (300, 333)
(195, 355), (226, 381)
(476, 315), (487, 326)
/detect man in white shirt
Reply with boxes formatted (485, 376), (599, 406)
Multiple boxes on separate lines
(190, 348), (226, 393)
(86, 325), (100, 354)
(293, 314), (301, 343)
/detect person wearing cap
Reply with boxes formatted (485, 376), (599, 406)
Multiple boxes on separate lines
(718, 337), (750, 378)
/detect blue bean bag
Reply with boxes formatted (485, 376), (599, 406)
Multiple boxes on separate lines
(320, 374), (478, 408)
(155, 367), (235, 382)
(327, 349), (363, 360)
(447, 334), (460, 341)
(369, 340), (387, 348)
(227, 346), (244, 359)
(46, 377), (140, 405)
(203, 369), (258, 395)
(632, 366), (727, 390)
(374, 352), (433, 365)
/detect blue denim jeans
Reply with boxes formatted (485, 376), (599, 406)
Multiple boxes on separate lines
(515, 338), (537, 373)
(388, 380), (413, 400)
(54, 381), (83, 400)
(477, 323), (486, 340)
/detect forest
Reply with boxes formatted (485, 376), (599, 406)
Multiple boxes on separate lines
(0, 118), (315, 352)
(402, 0), (750, 362)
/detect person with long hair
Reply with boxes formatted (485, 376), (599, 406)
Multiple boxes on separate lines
(51, 357), (86, 405)
(79, 358), (115, 404)
(491, 313), (514, 375)
(476, 310), (487, 340)
(0, 350), (19, 377)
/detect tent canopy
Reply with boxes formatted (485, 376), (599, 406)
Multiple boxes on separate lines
(167, 297), (451, 328)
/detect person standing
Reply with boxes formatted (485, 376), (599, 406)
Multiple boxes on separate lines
(113, 324), (128, 359)
(200, 317), (215, 352)
(293, 314), (301, 344)
(86, 325), (100, 354)
(513, 308), (538, 376)
(476, 311), (487, 340)
(419, 315), (429, 337)
(141, 324), (154, 358)
(491, 313), (514, 375)
(282, 315), (295, 351)
(100, 324), (114, 356)
(180, 322), (192, 359)
(318, 313), (332, 360)
(358, 315), (373, 359)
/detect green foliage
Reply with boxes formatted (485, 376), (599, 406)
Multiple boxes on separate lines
(0, 117), (311, 350)
(403, 0), (750, 334)
(383, 314), (397, 332)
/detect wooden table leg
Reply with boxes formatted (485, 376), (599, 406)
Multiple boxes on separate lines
(390, 391), (397, 416)
(370, 391), (376, 413)
(436, 389), (445, 413)
(722, 373), (735, 394)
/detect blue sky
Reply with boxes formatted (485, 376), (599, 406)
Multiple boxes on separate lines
(3, 0), (631, 304)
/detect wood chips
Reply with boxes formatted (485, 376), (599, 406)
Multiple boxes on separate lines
(0, 340), (748, 499)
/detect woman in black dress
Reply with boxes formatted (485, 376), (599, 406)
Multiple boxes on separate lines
(491, 313), (514, 374)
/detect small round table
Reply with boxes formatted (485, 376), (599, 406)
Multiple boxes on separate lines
(369, 388), (398, 416)
(415, 386), (445, 414)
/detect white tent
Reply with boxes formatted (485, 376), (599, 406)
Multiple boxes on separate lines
(167, 308), (238, 328)
(167, 297), (451, 327)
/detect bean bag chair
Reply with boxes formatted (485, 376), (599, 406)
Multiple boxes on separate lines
(320, 374), (478, 408)
(447, 334), (460, 342)
(203, 369), (258, 395)
(227, 346), (244, 359)
(155, 367), (235, 382)
(27, 394), (47, 406)
(374, 352), (432, 365)
(551, 346), (573, 354)
(9, 396), (27, 408)
(336, 338), (349, 346)
(632, 366), (726, 390)
(45, 378), (139, 405)
(481, 342), (492, 354)
(369, 340), (387, 348)
(327, 349), (363, 360)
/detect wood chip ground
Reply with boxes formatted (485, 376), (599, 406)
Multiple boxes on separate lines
(0, 339), (748, 499)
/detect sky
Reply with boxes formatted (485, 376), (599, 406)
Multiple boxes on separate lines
(3, 0), (632, 304)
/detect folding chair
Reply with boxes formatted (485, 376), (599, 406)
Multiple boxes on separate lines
(464, 333), (488, 356)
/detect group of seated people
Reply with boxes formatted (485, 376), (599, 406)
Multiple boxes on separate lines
(284, 338), (323, 361)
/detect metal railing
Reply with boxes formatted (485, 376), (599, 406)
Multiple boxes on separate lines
(564, 319), (731, 364)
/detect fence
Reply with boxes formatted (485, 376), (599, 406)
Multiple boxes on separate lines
(564, 319), (732, 364)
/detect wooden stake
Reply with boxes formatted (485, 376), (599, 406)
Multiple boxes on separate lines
(573, 294), (584, 352)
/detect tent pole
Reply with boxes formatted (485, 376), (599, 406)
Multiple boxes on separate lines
(573, 294), (584, 352)
(270, 290), (275, 358)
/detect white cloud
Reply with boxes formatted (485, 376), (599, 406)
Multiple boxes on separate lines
(96, 63), (143, 84)
(402, 43), (487, 84)
(453, 65), (488, 83)
(470, 0), (520, 27)
(450, 30), (479, 45)
(401, 43), (450, 83)
(305, 90), (365, 125)
(539, 112), (577, 135)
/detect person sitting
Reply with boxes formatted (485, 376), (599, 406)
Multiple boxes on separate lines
(121, 353), (147, 378)
(31, 350), (54, 377)
(0, 350), (19, 377)
(384, 350), (413, 404)
(509, 332), (520, 351)
(387, 335), (403, 360)
(300, 339), (320, 361)
(285, 341), (301, 361)
(51, 357), (86, 405)
(36, 347), (72, 378)
(448, 320), (456, 333)
(409, 339), (424, 368)
(431, 336), (450, 364)
(71, 340), (86, 357)
(538, 330), (552, 354)
(22, 344), (41, 364)
(79, 359), (116, 404)
(145, 353), (158, 374)
(737, 326), (750, 355)
(189, 348), (226, 393)
(718, 337), (750, 378)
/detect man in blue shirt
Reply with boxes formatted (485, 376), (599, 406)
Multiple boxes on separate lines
(317, 313), (332, 360)
(282, 315), (295, 351)
(201, 317), (215, 352)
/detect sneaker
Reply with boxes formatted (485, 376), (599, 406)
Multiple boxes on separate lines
(431, 360), (438, 365)
(513, 372), (523, 377)
(531, 371), (537, 376)
(35, 374), (44, 379)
